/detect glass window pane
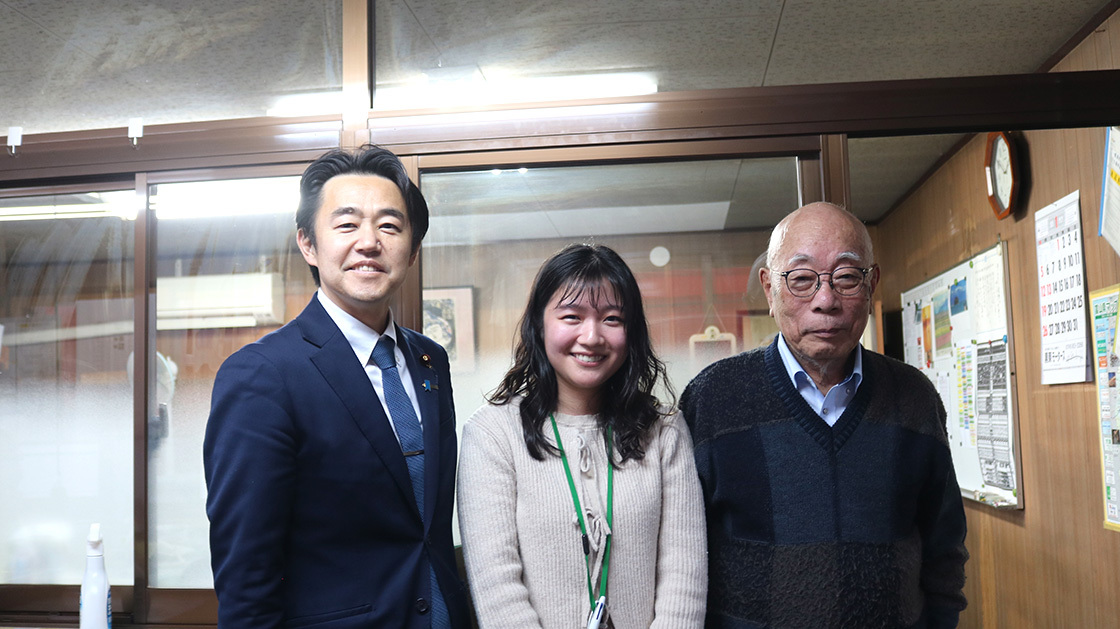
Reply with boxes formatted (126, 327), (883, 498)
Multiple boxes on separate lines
(374, 1), (1103, 110)
(848, 134), (967, 222)
(0, 190), (137, 585)
(419, 158), (798, 543)
(148, 175), (313, 588)
(2, 1), (342, 135)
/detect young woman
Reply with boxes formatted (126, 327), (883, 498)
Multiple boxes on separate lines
(457, 243), (706, 629)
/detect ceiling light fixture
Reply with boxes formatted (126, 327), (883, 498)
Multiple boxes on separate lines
(151, 177), (300, 220)
(0, 191), (137, 222)
(374, 71), (658, 111)
(266, 91), (345, 117)
(0, 177), (301, 222)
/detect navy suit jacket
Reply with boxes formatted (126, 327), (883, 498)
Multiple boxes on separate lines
(204, 296), (469, 628)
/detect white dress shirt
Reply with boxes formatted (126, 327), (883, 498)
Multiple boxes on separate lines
(316, 289), (423, 442)
(775, 333), (863, 427)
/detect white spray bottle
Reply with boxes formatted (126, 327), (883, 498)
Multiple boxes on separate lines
(79, 523), (111, 629)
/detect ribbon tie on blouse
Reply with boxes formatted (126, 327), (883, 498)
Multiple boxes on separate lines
(573, 431), (612, 554)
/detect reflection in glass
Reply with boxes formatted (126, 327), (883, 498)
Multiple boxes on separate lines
(420, 158), (799, 544)
(373, 1), (1102, 111)
(149, 176), (313, 588)
(0, 193), (136, 585)
(0, 191), (137, 221)
(847, 134), (966, 222)
(373, 0), (764, 110)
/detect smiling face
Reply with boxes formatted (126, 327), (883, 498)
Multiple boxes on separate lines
(297, 173), (417, 332)
(542, 283), (628, 415)
(761, 203), (879, 386)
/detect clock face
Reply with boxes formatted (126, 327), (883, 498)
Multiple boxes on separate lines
(992, 136), (1013, 210)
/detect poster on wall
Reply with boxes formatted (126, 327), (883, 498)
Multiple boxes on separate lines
(901, 243), (1021, 509)
(1088, 284), (1120, 532)
(422, 287), (476, 373)
(1035, 190), (1091, 384)
(1098, 126), (1120, 259)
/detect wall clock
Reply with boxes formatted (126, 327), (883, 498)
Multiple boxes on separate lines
(985, 131), (1019, 219)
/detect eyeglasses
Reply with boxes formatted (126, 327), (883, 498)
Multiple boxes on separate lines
(777, 266), (873, 298)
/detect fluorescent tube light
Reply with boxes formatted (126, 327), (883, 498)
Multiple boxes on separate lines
(374, 71), (658, 111)
(0, 191), (137, 222)
(151, 177), (300, 220)
(267, 91), (345, 117)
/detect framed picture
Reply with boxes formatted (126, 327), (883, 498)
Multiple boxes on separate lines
(422, 286), (476, 372)
(689, 325), (737, 371)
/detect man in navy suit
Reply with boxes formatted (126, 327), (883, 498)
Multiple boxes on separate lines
(204, 145), (469, 628)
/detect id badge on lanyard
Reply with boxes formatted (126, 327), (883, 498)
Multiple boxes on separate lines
(551, 415), (615, 629)
(586, 595), (608, 629)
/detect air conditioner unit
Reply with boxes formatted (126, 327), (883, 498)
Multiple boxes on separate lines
(157, 272), (285, 330)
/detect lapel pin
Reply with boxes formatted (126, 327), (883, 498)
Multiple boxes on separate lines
(422, 379), (439, 392)
(420, 353), (432, 368)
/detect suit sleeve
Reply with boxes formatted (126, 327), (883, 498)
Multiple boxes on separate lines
(918, 397), (969, 629)
(204, 348), (297, 628)
(456, 415), (545, 629)
(651, 411), (708, 629)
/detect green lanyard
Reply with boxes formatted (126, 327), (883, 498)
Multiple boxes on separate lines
(550, 414), (614, 610)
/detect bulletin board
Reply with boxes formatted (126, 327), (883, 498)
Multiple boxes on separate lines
(1088, 284), (1120, 532)
(900, 242), (1023, 509)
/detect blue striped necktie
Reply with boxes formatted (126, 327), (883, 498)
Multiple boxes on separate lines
(371, 335), (450, 629)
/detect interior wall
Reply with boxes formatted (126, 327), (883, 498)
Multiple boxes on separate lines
(873, 11), (1120, 628)
(423, 229), (774, 418)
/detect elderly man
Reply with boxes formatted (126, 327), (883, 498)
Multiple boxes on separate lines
(682, 202), (968, 629)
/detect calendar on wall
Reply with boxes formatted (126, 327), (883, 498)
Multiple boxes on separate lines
(1035, 190), (1091, 384)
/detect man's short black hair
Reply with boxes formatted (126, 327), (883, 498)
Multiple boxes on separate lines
(296, 144), (429, 285)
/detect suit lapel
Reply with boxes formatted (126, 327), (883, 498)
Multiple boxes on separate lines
(299, 299), (417, 516)
(397, 328), (441, 531)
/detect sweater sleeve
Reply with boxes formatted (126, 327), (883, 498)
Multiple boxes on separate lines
(650, 411), (708, 629)
(918, 400), (969, 628)
(457, 410), (545, 629)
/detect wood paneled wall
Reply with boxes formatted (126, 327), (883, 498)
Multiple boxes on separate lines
(873, 12), (1120, 629)
(424, 230), (772, 369)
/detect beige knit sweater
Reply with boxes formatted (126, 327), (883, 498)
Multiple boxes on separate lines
(457, 399), (707, 629)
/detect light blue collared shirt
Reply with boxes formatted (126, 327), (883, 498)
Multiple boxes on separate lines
(775, 333), (863, 427)
(316, 289), (423, 441)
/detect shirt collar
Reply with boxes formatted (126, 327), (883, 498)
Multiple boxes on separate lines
(775, 332), (863, 391)
(316, 289), (400, 366)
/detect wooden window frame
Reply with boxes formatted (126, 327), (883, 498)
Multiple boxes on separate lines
(4, 59), (1120, 627)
